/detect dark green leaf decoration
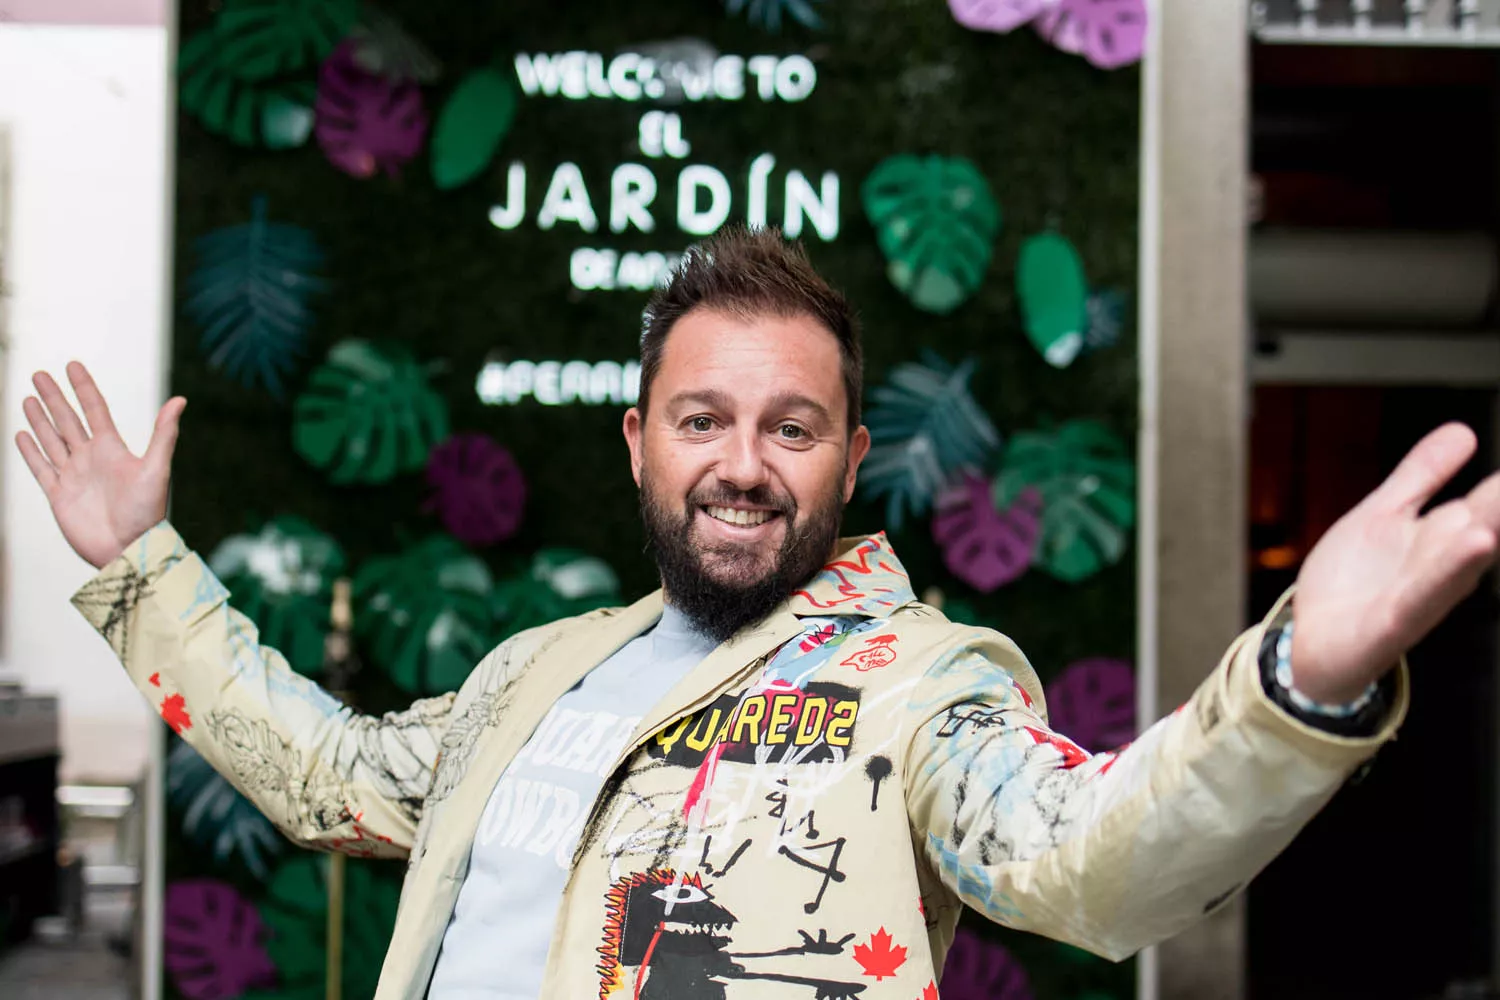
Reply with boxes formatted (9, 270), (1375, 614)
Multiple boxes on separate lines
(177, 0), (355, 148)
(859, 353), (1001, 529)
(431, 68), (518, 190)
(207, 516), (345, 675)
(293, 340), (451, 485)
(994, 420), (1135, 583)
(167, 739), (283, 882)
(725, 0), (824, 31)
(185, 197), (325, 399)
(1017, 231), (1090, 368)
(491, 548), (621, 640)
(355, 535), (498, 695)
(861, 155), (1001, 314)
(246, 854), (398, 1000)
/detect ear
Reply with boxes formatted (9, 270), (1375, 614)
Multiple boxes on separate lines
(844, 424), (871, 503)
(623, 407), (645, 487)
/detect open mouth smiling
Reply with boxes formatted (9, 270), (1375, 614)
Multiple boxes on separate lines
(701, 505), (782, 528)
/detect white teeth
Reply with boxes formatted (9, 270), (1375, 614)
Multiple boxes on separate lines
(706, 506), (771, 527)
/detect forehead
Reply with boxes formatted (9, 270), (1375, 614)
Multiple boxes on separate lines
(655, 308), (846, 416)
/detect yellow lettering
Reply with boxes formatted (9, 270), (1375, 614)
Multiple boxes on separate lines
(683, 709), (724, 753)
(793, 697), (828, 745)
(654, 716), (692, 755)
(825, 700), (858, 747)
(730, 696), (767, 744)
(766, 694), (799, 744)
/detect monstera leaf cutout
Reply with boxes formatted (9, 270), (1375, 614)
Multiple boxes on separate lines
(316, 40), (429, 178)
(431, 67), (518, 189)
(862, 155), (1001, 314)
(424, 434), (527, 546)
(1045, 657), (1135, 752)
(947, 0), (1048, 32)
(725, 0), (824, 31)
(348, 5), (442, 83)
(1084, 287), (1128, 354)
(994, 420), (1135, 582)
(355, 535), (498, 694)
(940, 925), (1035, 1000)
(932, 473), (1041, 592)
(185, 197), (325, 399)
(492, 549), (621, 641)
(168, 740), (284, 882)
(252, 854), (399, 1000)
(1017, 232), (1090, 368)
(177, 0), (355, 148)
(860, 354), (1001, 529)
(1035, 0), (1148, 69)
(293, 340), (450, 485)
(163, 879), (277, 1000)
(207, 516), (345, 675)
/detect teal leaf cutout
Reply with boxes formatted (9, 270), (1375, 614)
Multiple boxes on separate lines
(725, 0), (824, 31)
(862, 155), (1001, 314)
(292, 340), (450, 485)
(994, 420), (1135, 582)
(185, 197), (325, 399)
(167, 739), (283, 882)
(1017, 232), (1090, 368)
(431, 67), (518, 190)
(859, 353), (1001, 529)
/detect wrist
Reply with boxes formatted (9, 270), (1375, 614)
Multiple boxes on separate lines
(1286, 624), (1375, 705)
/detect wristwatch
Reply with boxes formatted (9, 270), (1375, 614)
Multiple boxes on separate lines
(1257, 619), (1393, 739)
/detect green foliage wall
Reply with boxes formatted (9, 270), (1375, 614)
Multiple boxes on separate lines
(167, 2), (1139, 998)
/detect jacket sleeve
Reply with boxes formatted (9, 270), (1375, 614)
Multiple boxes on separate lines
(901, 595), (1409, 961)
(70, 522), (469, 859)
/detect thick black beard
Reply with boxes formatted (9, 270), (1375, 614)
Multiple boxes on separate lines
(641, 474), (845, 644)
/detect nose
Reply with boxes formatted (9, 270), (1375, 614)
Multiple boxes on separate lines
(716, 423), (769, 493)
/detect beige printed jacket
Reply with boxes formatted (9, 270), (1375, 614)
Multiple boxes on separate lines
(74, 524), (1408, 1000)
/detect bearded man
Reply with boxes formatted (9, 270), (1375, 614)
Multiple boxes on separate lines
(20, 227), (1497, 1000)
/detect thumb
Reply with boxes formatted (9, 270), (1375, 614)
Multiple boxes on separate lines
(143, 397), (185, 475)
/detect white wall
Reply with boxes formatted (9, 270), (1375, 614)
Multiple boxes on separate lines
(0, 24), (171, 783)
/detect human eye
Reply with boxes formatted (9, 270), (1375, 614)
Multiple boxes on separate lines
(776, 423), (808, 441)
(686, 415), (718, 433)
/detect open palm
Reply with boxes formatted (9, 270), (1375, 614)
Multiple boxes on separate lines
(1292, 423), (1500, 703)
(15, 363), (186, 569)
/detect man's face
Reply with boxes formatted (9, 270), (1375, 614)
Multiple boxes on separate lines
(623, 308), (871, 641)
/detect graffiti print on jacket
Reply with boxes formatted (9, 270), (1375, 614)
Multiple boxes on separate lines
(649, 682), (861, 768)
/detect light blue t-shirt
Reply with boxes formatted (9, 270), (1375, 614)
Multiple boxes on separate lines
(427, 606), (716, 1000)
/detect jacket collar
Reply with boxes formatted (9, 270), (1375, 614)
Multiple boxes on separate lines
(784, 532), (916, 619)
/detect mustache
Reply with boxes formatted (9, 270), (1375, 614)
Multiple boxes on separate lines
(685, 485), (796, 516)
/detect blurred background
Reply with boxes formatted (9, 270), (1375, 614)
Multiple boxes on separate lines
(0, 1), (1497, 998)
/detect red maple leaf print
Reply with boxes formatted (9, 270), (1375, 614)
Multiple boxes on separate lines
(160, 693), (192, 734)
(148, 672), (161, 687)
(853, 927), (907, 980)
(1023, 726), (1088, 768)
(920, 981), (939, 1000)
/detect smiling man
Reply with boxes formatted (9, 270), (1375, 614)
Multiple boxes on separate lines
(20, 226), (1500, 1000)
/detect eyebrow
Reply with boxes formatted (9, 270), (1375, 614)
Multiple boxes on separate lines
(664, 389), (834, 426)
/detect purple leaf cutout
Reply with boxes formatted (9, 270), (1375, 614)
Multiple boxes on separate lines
(424, 433), (526, 546)
(315, 40), (428, 178)
(940, 925), (1035, 1000)
(1045, 657), (1136, 752)
(1034, 0), (1147, 69)
(947, 0), (1050, 33)
(932, 473), (1041, 593)
(163, 880), (277, 1000)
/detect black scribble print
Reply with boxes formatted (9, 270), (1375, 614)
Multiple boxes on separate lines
(732, 929), (857, 959)
(975, 829), (1014, 866)
(865, 755), (892, 811)
(699, 835), (752, 878)
(207, 709), (352, 836)
(428, 684), (516, 802)
(1197, 688), (1223, 735)
(937, 705), (1009, 738)
(777, 837), (847, 914)
(1202, 884), (1242, 914)
(73, 571), (152, 662)
(351, 694), (454, 824)
(1030, 754), (1078, 848)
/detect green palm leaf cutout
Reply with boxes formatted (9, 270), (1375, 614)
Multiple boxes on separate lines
(431, 67), (518, 190)
(167, 739), (283, 882)
(185, 197), (325, 399)
(491, 549), (621, 641)
(211, 0), (357, 81)
(293, 340), (450, 485)
(859, 353), (1001, 529)
(349, 5), (442, 83)
(178, 30), (318, 148)
(1017, 231), (1090, 368)
(993, 420), (1135, 583)
(207, 516), (345, 676)
(861, 155), (1001, 314)
(246, 854), (398, 1000)
(355, 535), (497, 695)
(725, 0), (824, 31)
